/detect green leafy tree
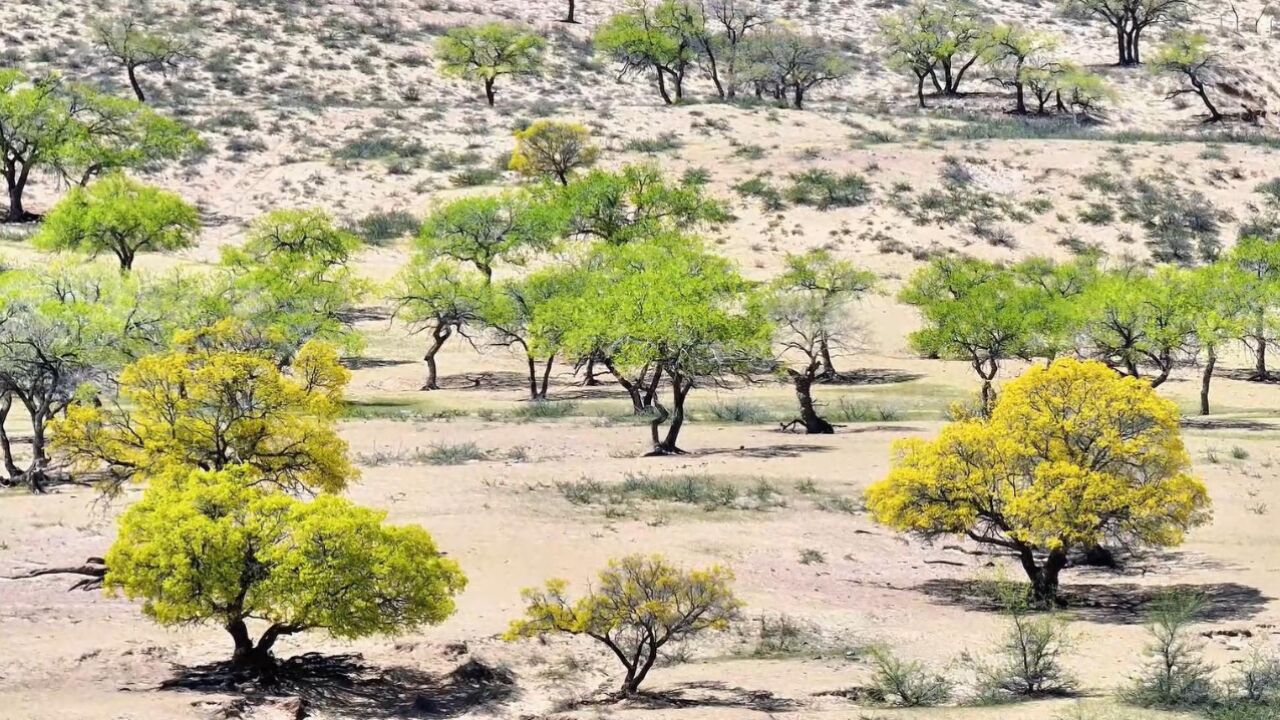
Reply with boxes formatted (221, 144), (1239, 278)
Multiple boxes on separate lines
(505, 554), (741, 695)
(34, 173), (200, 271)
(416, 193), (561, 282)
(595, 1), (698, 104)
(217, 209), (367, 364)
(547, 236), (771, 453)
(509, 120), (599, 185)
(901, 257), (1051, 410)
(0, 264), (175, 491)
(478, 265), (581, 400)
(93, 15), (194, 103)
(982, 25), (1060, 114)
(105, 464), (466, 673)
(436, 23), (545, 106)
(549, 164), (729, 245)
(1151, 32), (1225, 123)
(741, 26), (850, 108)
(0, 70), (200, 222)
(1076, 266), (1199, 388)
(392, 259), (489, 390)
(880, 0), (992, 107)
(1188, 263), (1247, 415)
(1228, 236), (1280, 380)
(1064, 0), (1191, 65)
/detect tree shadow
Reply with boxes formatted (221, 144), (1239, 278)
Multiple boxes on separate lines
(916, 578), (1270, 625)
(159, 653), (518, 718)
(563, 681), (799, 712)
(342, 357), (415, 370)
(820, 369), (924, 386)
(1220, 368), (1280, 385)
(691, 443), (835, 459)
(1180, 417), (1277, 432)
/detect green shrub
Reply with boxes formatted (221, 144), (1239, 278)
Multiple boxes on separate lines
(1126, 592), (1216, 709)
(424, 442), (489, 465)
(867, 645), (954, 707)
(785, 169), (872, 210)
(350, 209), (419, 245)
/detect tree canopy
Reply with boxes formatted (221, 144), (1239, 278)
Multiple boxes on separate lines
(866, 358), (1210, 604)
(436, 22), (545, 106)
(34, 173), (200, 271)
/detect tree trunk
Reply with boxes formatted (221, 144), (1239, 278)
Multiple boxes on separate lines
(916, 73), (927, 108)
(705, 47), (725, 99)
(647, 372), (691, 455)
(539, 356), (554, 400)
(583, 354), (602, 386)
(1019, 547), (1068, 606)
(421, 325), (452, 390)
(4, 168), (33, 223)
(226, 619), (299, 676)
(642, 364), (663, 409)
(126, 64), (147, 102)
(790, 367), (834, 434)
(818, 334), (837, 381)
(1014, 82), (1027, 114)
(655, 65), (673, 105)
(484, 77), (496, 106)
(603, 357), (645, 413)
(27, 407), (49, 493)
(564, 0), (577, 22)
(793, 84), (804, 109)
(1200, 346), (1216, 416)
(0, 392), (21, 480)
(1254, 333), (1269, 380)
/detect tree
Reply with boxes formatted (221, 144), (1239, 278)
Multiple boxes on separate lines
(436, 23), (545, 106)
(1076, 267), (1199, 388)
(774, 249), (876, 381)
(547, 236), (771, 453)
(866, 358), (1211, 604)
(105, 464), (466, 674)
(901, 258), (1052, 410)
(983, 25), (1060, 115)
(0, 70), (200, 222)
(563, 0), (580, 23)
(1152, 32), (1225, 123)
(93, 15), (194, 103)
(33, 173), (200, 271)
(509, 120), (600, 185)
(217, 209), (367, 364)
(595, 2), (697, 104)
(880, 0), (992, 107)
(549, 164), (729, 245)
(701, 0), (770, 98)
(392, 259), (488, 391)
(1064, 0), (1191, 66)
(50, 339), (356, 496)
(0, 265), (171, 491)
(505, 554), (741, 696)
(1188, 263), (1247, 415)
(416, 193), (561, 283)
(1227, 236), (1280, 380)
(742, 26), (850, 108)
(479, 266), (579, 400)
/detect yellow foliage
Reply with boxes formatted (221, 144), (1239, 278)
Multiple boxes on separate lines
(508, 120), (599, 184)
(50, 340), (354, 494)
(866, 358), (1210, 556)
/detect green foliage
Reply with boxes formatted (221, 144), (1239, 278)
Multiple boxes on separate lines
(548, 164), (730, 245)
(0, 69), (200, 221)
(416, 193), (562, 281)
(972, 586), (1076, 701)
(784, 169), (872, 209)
(92, 15), (194, 102)
(741, 27), (851, 109)
(1075, 266), (1199, 386)
(1126, 592), (1216, 709)
(436, 23), (545, 105)
(505, 554), (742, 694)
(216, 209), (367, 363)
(105, 465), (465, 667)
(594, 2), (696, 104)
(349, 209), (420, 246)
(879, 0), (992, 104)
(867, 646), (954, 707)
(34, 173), (199, 270)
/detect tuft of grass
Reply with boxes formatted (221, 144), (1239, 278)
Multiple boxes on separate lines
(557, 473), (786, 512)
(624, 132), (683, 153)
(705, 398), (775, 423)
(423, 442), (489, 465)
(511, 401), (578, 420)
(830, 397), (902, 423)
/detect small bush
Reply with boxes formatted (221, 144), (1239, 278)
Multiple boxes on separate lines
(785, 169), (872, 210)
(1126, 592), (1216, 709)
(350, 209), (419, 245)
(831, 398), (901, 423)
(706, 398), (774, 423)
(624, 132), (683, 153)
(424, 442), (489, 465)
(511, 401), (578, 420)
(972, 589), (1076, 702)
(868, 646), (954, 707)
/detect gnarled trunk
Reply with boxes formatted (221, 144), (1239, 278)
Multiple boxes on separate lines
(789, 365), (833, 434)
(1200, 347), (1216, 415)
(421, 324), (452, 390)
(1019, 547), (1068, 606)
(647, 371), (692, 455)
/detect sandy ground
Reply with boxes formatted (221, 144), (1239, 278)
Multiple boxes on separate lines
(3, 0), (1280, 718)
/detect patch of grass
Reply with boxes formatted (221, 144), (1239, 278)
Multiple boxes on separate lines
(704, 398), (776, 423)
(830, 398), (902, 423)
(349, 209), (419, 246)
(423, 442), (489, 465)
(799, 548), (826, 565)
(510, 401), (579, 420)
(785, 169), (872, 210)
(624, 132), (683, 153)
(557, 473), (786, 512)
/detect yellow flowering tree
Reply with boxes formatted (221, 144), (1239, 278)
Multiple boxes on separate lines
(505, 554), (742, 696)
(509, 120), (599, 185)
(105, 465), (466, 674)
(49, 337), (355, 495)
(866, 358), (1210, 604)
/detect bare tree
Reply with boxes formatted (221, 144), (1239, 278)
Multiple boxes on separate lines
(1064, 0), (1192, 65)
(700, 0), (770, 98)
(93, 16), (194, 103)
